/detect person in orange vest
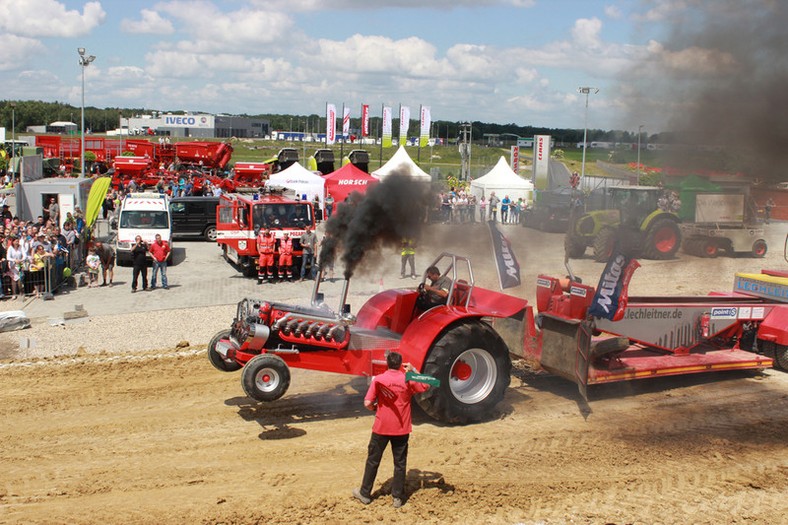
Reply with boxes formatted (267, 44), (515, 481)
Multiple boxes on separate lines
(256, 227), (276, 283)
(278, 232), (294, 281)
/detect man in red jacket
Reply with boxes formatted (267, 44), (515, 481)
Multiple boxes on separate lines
(148, 233), (171, 290)
(352, 351), (430, 508)
(277, 232), (293, 281)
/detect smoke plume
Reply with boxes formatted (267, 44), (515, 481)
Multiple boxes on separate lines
(622, 0), (788, 182)
(319, 172), (434, 279)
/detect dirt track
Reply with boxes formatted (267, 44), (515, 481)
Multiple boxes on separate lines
(1, 348), (786, 524)
(1, 222), (788, 524)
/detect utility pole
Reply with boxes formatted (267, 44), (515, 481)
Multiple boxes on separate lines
(78, 47), (96, 175)
(578, 86), (599, 189)
(637, 124), (644, 185)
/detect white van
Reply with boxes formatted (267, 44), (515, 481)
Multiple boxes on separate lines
(116, 192), (172, 264)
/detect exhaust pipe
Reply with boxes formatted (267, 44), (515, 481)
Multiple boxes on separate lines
(338, 278), (350, 314)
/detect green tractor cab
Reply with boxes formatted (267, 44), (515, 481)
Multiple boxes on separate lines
(565, 186), (682, 262)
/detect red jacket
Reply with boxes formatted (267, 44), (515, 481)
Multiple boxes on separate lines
(149, 240), (170, 262)
(365, 369), (429, 436)
(257, 232), (275, 254)
(279, 237), (293, 256)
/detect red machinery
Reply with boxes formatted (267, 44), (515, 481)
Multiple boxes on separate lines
(208, 250), (783, 424)
(215, 191), (314, 277)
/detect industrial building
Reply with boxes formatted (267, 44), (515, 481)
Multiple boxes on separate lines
(121, 113), (270, 139)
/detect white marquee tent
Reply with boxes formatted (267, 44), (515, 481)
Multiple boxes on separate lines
(371, 146), (432, 181)
(470, 156), (534, 203)
(265, 162), (326, 204)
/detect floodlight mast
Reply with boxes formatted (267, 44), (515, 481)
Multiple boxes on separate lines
(578, 86), (599, 190)
(78, 47), (96, 176)
(637, 124), (645, 185)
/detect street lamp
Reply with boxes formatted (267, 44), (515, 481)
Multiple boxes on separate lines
(636, 124), (644, 185)
(78, 47), (96, 176)
(578, 86), (599, 188)
(10, 102), (16, 178)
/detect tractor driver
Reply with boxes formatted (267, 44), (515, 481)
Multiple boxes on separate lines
(417, 265), (451, 310)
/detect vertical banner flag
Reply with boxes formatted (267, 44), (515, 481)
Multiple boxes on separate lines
(419, 106), (431, 148)
(382, 106), (393, 148)
(342, 106), (351, 139)
(533, 135), (551, 189)
(488, 222), (521, 289)
(511, 146), (520, 173)
(361, 104), (370, 137)
(399, 105), (410, 143)
(588, 243), (641, 321)
(326, 103), (337, 145)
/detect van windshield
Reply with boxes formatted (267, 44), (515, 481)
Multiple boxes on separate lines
(119, 210), (170, 229)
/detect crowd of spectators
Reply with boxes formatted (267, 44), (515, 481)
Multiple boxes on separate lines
(435, 189), (527, 224)
(0, 197), (84, 299)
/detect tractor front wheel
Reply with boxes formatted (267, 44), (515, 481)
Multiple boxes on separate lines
(241, 354), (291, 402)
(643, 219), (681, 260)
(592, 227), (616, 262)
(208, 329), (242, 372)
(564, 234), (586, 259)
(416, 320), (511, 424)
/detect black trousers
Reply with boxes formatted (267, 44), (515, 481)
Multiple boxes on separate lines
(360, 432), (409, 500)
(132, 264), (148, 290)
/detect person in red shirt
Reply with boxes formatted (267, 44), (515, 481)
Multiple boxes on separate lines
(277, 232), (293, 281)
(352, 351), (430, 508)
(148, 233), (171, 290)
(256, 227), (276, 283)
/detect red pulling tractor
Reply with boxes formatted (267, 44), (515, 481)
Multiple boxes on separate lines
(209, 252), (784, 424)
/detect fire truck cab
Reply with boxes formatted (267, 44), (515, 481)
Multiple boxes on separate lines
(216, 192), (315, 276)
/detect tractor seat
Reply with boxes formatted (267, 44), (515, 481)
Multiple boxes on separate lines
(451, 279), (471, 307)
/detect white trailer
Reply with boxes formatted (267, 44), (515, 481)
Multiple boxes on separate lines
(680, 193), (767, 258)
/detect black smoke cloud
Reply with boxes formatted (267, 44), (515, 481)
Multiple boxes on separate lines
(623, 0), (788, 183)
(319, 172), (434, 279)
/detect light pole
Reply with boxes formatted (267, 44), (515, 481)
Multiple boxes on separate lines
(636, 124), (644, 185)
(459, 122), (472, 181)
(10, 102), (16, 178)
(578, 86), (599, 189)
(78, 47), (95, 176)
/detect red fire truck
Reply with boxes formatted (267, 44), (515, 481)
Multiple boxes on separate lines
(216, 192), (315, 277)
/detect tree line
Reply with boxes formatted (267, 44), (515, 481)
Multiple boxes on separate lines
(1, 99), (654, 145)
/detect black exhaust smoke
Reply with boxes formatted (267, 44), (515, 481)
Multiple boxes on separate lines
(622, 1), (788, 183)
(319, 171), (433, 279)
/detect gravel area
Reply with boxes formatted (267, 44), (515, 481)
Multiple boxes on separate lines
(0, 305), (234, 360)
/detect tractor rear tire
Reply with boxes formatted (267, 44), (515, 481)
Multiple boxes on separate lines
(592, 227), (616, 262)
(208, 329), (242, 372)
(751, 239), (768, 258)
(241, 354), (291, 402)
(416, 320), (511, 424)
(564, 234), (586, 259)
(643, 218), (681, 260)
(774, 344), (788, 371)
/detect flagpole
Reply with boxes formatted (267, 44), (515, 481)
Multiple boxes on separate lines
(379, 103), (384, 168)
(417, 104), (422, 163)
(340, 103), (345, 161)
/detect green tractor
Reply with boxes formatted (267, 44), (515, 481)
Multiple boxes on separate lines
(564, 186), (682, 262)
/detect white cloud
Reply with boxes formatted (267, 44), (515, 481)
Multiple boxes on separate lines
(0, 0), (105, 37)
(604, 4), (623, 19)
(121, 9), (174, 34)
(572, 18), (603, 50)
(0, 34), (47, 71)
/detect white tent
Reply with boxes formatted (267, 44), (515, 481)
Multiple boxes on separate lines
(470, 156), (534, 203)
(266, 162), (326, 204)
(371, 146), (432, 181)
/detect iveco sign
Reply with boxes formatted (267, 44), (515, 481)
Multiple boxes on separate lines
(161, 114), (214, 129)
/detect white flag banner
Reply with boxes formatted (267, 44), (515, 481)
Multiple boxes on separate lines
(342, 106), (351, 137)
(399, 105), (410, 142)
(382, 106), (392, 148)
(326, 104), (336, 145)
(419, 106), (431, 148)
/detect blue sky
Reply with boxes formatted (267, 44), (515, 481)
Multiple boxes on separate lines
(0, 1), (710, 131)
